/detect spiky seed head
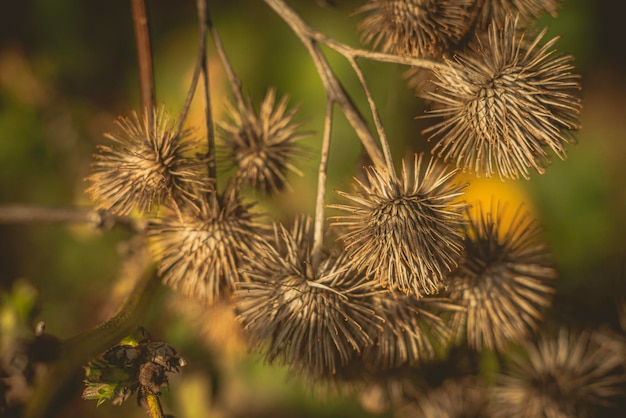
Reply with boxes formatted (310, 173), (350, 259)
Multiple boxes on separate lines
(86, 107), (210, 215)
(477, 0), (561, 29)
(148, 186), (264, 305)
(235, 216), (381, 378)
(218, 88), (309, 194)
(363, 291), (463, 368)
(447, 202), (555, 352)
(397, 377), (487, 418)
(489, 328), (625, 418)
(356, 0), (476, 58)
(421, 16), (582, 180)
(331, 154), (467, 297)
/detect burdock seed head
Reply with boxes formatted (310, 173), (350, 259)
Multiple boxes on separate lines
(148, 185), (264, 305)
(356, 0), (476, 58)
(331, 153), (467, 297)
(489, 328), (625, 418)
(86, 107), (210, 215)
(447, 202), (555, 352)
(477, 0), (561, 29)
(421, 16), (581, 180)
(218, 88), (309, 194)
(397, 377), (487, 418)
(234, 216), (381, 378)
(362, 291), (463, 369)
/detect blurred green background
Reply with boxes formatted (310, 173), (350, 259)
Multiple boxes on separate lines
(1, 0), (625, 417)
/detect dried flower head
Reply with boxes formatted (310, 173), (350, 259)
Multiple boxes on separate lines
(356, 0), (476, 58)
(447, 203), (555, 351)
(489, 328), (625, 418)
(218, 88), (309, 194)
(87, 108), (210, 215)
(148, 187), (263, 305)
(363, 291), (462, 368)
(397, 377), (487, 418)
(421, 16), (581, 179)
(477, 0), (560, 29)
(331, 154), (467, 297)
(235, 216), (380, 378)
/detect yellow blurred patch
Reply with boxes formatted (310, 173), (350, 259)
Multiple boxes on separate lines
(457, 173), (535, 229)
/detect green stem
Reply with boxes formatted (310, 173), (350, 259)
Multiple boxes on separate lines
(141, 387), (165, 418)
(24, 263), (161, 418)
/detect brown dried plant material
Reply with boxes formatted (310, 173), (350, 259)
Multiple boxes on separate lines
(357, 0), (476, 58)
(447, 203), (555, 351)
(477, 0), (560, 29)
(218, 88), (310, 194)
(396, 377), (488, 418)
(87, 107), (210, 215)
(421, 16), (581, 179)
(331, 154), (467, 297)
(148, 187), (264, 305)
(235, 216), (381, 378)
(489, 328), (625, 418)
(362, 291), (463, 368)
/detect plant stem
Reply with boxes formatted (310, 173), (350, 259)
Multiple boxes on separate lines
(131, 0), (155, 123)
(24, 261), (161, 418)
(347, 56), (396, 178)
(197, 0), (217, 181)
(207, 9), (246, 112)
(311, 99), (334, 269)
(263, 0), (385, 169)
(313, 31), (443, 71)
(0, 205), (146, 232)
(141, 387), (165, 418)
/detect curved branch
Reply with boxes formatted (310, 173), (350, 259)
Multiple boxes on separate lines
(25, 261), (160, 418)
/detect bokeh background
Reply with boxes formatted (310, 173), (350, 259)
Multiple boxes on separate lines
(1, 0), (625, 416)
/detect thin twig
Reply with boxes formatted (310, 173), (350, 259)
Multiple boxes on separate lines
(263, 0), (446, 172)
(313, 32), (443, 71)
(311, 99), (334, 269)
(175, 0), (209, 137)
(197, 0), (217, 181)
(263, 0), (385, 169)
(207, 9), (246, 111)
(131, 0), (155, 123)
(347, 56), (396, 178)
(0, 205), (146, 233)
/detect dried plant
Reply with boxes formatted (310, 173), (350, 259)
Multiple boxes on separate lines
(476, 0), (561, 29)
(2, 1), (614, 417)
(356, 0), (476, 58)
(362, 292), (463, 368)
(488, 328), (625, 418)
(148, 186), (265, 305)
(332, 154), (467, 296)
(446, 202), (556, 351)
(86, 107), (210, 215)
(396, 377), (488, 418)
(235, 216), (381, 378)
(421, 16), (581, 179)
(218, 88), (310, 194)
